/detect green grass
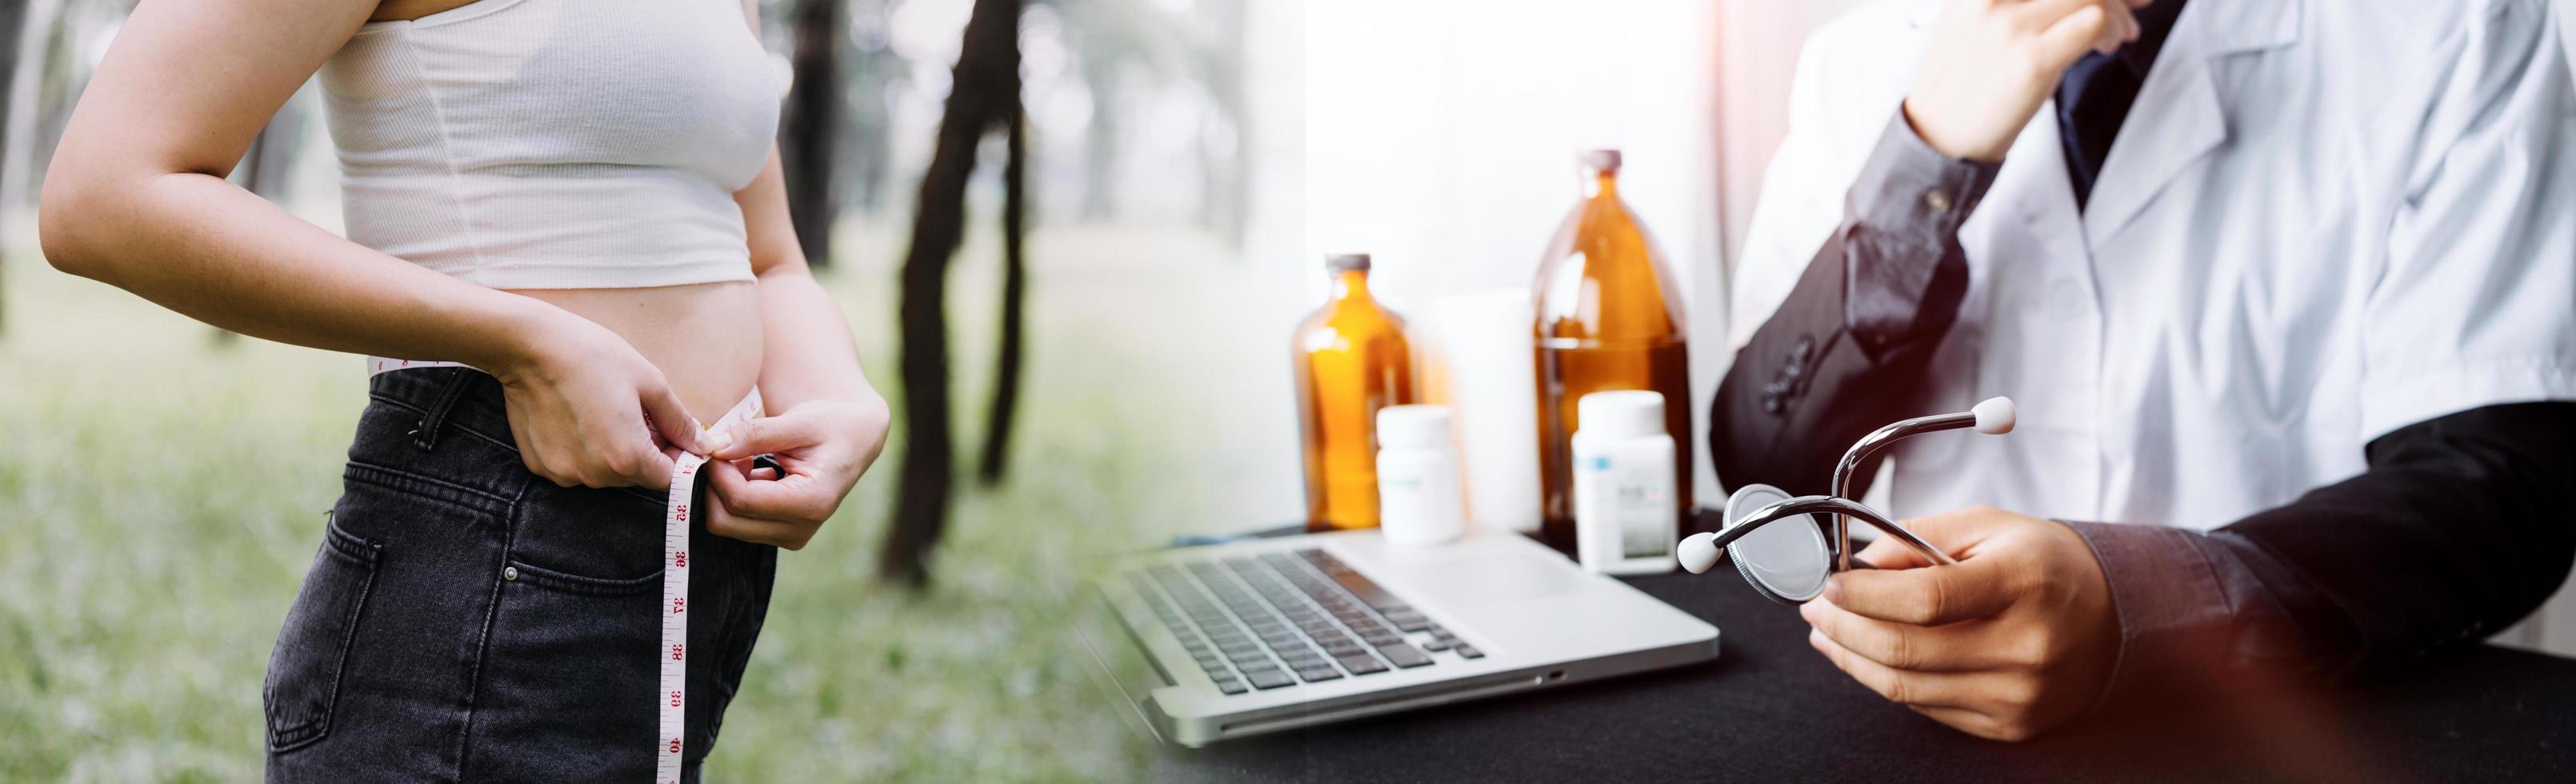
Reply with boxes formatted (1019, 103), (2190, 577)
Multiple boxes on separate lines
(0, 229), (1227, 781)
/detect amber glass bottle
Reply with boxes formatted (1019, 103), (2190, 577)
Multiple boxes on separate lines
(1294, 254), (1417, 530)
(1532, 150), (1692, 549)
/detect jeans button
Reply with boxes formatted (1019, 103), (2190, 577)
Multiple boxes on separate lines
(502, 566), (520, 582)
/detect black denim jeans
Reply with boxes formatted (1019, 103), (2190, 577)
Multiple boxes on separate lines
(264, 368), (776, 782)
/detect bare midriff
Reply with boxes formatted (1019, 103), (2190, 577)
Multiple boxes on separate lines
(510, 281), (765, 424)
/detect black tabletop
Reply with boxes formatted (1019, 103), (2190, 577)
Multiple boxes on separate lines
(1154, 538), (2576, 782)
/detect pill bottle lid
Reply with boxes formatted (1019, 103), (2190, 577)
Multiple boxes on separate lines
(1576, 390), (1665, 440)
(1326, 253), (1372, 272)
(1376, 405), (1454, 450)
(1579, 149), (1622, 172)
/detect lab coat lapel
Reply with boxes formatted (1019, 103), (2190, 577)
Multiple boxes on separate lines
(2079, 0), (2303, 253)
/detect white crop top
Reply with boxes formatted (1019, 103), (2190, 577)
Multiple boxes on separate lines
(320, 0), (781, 289)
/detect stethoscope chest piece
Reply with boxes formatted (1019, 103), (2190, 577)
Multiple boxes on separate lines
(1722, 483), (1832, 604)
(1678, 397), (2012, 606)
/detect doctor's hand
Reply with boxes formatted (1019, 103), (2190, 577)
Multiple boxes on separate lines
(697, 396), (891, 550)
(1906, 0), (2150, 162)
(1798, 506), (2119, 742)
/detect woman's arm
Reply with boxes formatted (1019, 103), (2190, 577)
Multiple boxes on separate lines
(39, 0), (547, 367)
(725, 0), (881, 413)
(694, 0), (890, 550)
(699, 149), (893, 550)
(39, 0), (700, 488)
(736, 152), (879, 412)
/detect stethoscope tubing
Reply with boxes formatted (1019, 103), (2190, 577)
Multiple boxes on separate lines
(1717, 495), (1959, 568)
(1830, 410), (1977, 571)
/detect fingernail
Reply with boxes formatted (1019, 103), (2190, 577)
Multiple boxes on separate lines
(701, 427), (734, 454)
(1822, 576), (1844, 604)
(1808, 628), (1829, 650)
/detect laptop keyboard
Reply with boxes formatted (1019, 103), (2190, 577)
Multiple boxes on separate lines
(1127, 548), (1485, 695)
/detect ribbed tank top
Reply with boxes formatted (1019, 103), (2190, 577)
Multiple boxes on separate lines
(320, 0), (782, 289)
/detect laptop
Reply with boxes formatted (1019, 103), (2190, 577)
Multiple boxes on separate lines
(1078, 527), (1720, 746)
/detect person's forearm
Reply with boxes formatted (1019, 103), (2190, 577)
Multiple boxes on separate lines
(2068, 402), (2576, 708)
(750, 263), (878, 411)
(1710, 110), (1997, 497)
(42, 170), (557, 371)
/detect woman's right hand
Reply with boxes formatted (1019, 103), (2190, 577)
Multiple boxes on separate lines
(486, 310), (703, 490)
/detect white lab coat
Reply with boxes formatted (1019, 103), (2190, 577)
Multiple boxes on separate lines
(1732, 0), (2576, 530)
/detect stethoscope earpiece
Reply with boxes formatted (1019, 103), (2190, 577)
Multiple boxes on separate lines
(1676, 532), (1722, 574)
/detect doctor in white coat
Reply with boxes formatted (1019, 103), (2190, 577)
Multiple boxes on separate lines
(1710, 0), (2576, 740)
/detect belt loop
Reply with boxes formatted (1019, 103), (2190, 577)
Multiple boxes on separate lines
(413, 368), (477, 452)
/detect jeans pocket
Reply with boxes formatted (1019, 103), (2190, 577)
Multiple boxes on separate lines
(462, 558), (667, 781)
(263, 517), (382, 754)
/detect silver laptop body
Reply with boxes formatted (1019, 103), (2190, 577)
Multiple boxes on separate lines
(1080, 528), (1720, 746)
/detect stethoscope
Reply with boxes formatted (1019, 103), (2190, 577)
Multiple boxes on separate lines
(1677, 397), (2016, 605)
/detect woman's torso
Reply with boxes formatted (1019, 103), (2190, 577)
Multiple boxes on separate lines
(326, 0), (778, 419)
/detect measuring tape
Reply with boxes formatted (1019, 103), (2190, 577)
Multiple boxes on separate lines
(370, 358), (760, 782)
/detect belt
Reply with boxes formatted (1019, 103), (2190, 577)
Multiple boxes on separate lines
(370, 357), (758, 782)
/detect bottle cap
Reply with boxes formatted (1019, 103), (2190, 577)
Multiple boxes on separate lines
(1579, 149), (1622, 172)
(1326, 253), (1372, 272)
(1577, 390), (1664, 439)
(1376, 405), (1454, 450)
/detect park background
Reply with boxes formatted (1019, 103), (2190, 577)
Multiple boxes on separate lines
(6, 0), (2576, 780)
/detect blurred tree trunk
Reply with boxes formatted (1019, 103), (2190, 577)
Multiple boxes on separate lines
(884, 0), (1023, 587)
(0, 0), (50, 337)
(978, 103), (1026, 486)
(846, 0), (897, 213)
(781, 0), (846, 268)
(1195, 0), (1248, 244)
(1077, 58), (1118, 220)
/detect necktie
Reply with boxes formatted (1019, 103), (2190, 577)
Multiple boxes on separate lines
(2054, 50), (2144, 210)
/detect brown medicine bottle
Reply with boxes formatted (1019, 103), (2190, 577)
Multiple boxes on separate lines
(1294, 253), (1417, 531)
(1532, 150), (1693, 549)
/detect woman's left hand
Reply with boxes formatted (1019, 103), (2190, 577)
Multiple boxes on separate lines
(698, 396), (891, 550)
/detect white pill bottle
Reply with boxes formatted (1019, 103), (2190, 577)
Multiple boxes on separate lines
(1571, 390), (1678, 574)
(1374, 405), (1466, 546)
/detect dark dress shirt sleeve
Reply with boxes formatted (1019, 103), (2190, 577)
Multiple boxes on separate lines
(2067, 402), (2576, 708)
(1708, 108), (1998, 499)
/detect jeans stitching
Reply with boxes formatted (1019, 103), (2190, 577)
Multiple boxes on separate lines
(453, 484), (519, 784)
(268, 520), (382, 754)
(345, 461), (514, 513)
(503, 557), (666, 596)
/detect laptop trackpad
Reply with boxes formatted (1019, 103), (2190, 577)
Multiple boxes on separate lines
(1405, 554), (1591, 606)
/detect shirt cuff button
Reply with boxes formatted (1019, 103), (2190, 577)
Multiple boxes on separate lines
(1923, 190), (1952, 213)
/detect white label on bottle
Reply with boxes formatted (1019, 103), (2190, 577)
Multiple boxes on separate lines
(1584, 454), (1674, 559)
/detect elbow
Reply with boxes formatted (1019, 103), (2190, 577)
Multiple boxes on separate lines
(36, 157), (171, 282)
(37, 174), (110, 281)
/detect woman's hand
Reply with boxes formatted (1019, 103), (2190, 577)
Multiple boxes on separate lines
(486, 311), (704, 490)
(698, 396), (892, 550)
(1797, 505), (2121, 741)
